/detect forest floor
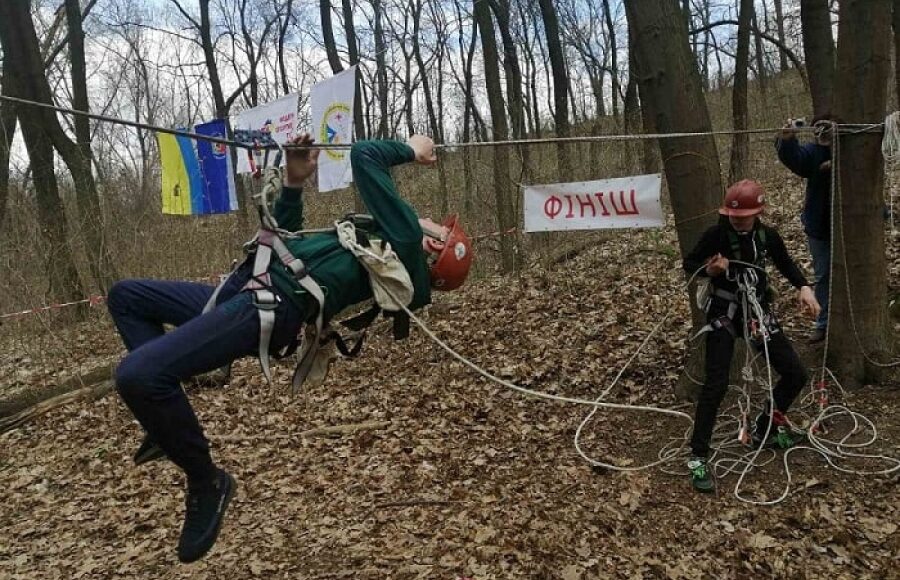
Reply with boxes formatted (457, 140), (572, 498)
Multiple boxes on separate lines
(1, 182), (899, 579)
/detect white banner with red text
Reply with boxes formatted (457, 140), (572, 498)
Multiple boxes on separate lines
(523, 174), (664, 232)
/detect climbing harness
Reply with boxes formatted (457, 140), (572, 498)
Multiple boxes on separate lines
(694, 227), (771, 340)
(203, 144), (414, 394)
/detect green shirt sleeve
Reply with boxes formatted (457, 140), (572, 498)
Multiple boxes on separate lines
(273, 186), (304, 231)
(350, 140), (431, 310)
(350, 140), (420, 243)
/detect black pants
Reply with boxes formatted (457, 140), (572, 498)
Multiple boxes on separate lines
(690, 322), (807, 457)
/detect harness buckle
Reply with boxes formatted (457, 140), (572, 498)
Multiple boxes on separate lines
(251, 289), (280, 310)
(286, 260), (307, 279)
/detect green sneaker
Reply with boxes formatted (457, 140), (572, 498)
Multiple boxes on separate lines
(772, 426), (797, 449)
(752, 411), (801, 450)
(687, 457), (715, 493)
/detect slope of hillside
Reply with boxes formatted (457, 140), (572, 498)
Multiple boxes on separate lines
(1, 178), (898, 579)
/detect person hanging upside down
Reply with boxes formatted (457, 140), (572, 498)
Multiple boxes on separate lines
(681, 180), (820, 493)
(107, 134), (473, 562)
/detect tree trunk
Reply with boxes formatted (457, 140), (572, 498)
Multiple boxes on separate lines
(278, 0), (293, 94)
(64, 0), (117, 292)
(773, 0), (789, 72)
(341, 0), (365, 140)
(729, 0), (752, 184)
(490, 0), (531, 189)
(625, 0), (724, 399)
(830, 0), (893, 386)
(0, 2), (85, 304)
(373, 0), (389, 138)
(473, 0), (514, 271)
(0, 63), (15, 232)
(894, 0), (900, 104)
(411, 0), (448, 216)
(601, 0), (620, 118)
(625, 16), (657, 174)
(537, 0), (572, 181)
(801, 0), (835, 116)
(320, 0), (344, 73)
(752, 9), (768, 105)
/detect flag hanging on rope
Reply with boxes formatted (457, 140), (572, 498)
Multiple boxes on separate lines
(311, 65), (357, 192)
(194, 119), (238, 213)
(158, 131), (204, 215)
(158, 122), (238, 215)
(232, 92), (301, 174)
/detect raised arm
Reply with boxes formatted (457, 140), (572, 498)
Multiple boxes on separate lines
(350, 139), (422, 244)
(775, 137), (816, 178)
(273, 133), (320, 231)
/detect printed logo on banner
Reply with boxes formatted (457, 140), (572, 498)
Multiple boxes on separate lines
(212, 136), (227, 158)
(320, 103), (352, 161)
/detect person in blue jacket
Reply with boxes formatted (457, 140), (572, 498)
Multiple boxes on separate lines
(775, 114), (835, 342)
(106, 134), (473, 563)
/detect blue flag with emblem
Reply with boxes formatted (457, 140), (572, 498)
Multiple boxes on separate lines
(193, 119), (238, 213)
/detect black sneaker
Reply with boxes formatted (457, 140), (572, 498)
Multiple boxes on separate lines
(177, 469), (236, 563)
(133, 435), (166, 465)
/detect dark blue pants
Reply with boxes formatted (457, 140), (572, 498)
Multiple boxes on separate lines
(107, 268), (305, 486)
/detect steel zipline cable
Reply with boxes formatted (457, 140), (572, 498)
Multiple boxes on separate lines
(0, 93), (885, 152)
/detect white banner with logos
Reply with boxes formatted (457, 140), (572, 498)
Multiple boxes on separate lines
(233, 92), (301, 174)
(523, 174), (664, 232)
(310, 66), (357, 192)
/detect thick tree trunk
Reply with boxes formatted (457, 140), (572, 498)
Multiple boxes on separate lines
(625, 0), (724, 399)
(830, 0), (893, 386)
(472, 0), (514, 271)
(538, 0), (572, 181)
(625, 17), (657, 174)
(729, 0), (752, 183)
(801, 0), (835, 116)
(894, 0), (900, 104)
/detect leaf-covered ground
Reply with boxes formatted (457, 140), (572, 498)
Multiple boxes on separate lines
(1, 182), (899, 579)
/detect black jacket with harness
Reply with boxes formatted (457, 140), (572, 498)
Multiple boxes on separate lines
(683, 218), (809, 325)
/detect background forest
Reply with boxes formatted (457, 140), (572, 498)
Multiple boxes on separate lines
(1, 1), (899, 576)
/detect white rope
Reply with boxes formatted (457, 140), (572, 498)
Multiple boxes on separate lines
(386, 248), (899, 503)
(883, 112), (900, 231)
(881, 112), (900, 162)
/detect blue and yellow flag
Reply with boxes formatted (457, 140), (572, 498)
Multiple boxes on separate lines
(158, 123), (238, 215)
(158, 132), (204, 215)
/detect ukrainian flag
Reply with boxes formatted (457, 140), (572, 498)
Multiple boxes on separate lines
(158, 132), (205, 215)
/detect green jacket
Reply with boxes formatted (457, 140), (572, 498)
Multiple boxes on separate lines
(268, 140), (432, 322)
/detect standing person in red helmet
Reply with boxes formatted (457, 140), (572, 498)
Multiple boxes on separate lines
(681, 180), (820, 493)
(107, 134), (473, 562)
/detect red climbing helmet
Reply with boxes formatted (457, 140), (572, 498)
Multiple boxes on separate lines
(424, 214), (473, 291)
(719, 179), (766, 217)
